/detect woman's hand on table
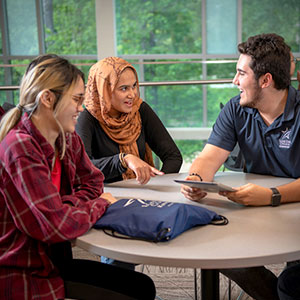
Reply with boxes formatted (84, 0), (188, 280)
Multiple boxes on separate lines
(100, 192), (118, 205)
(180, 175), (207, 201)
(124, 154), (164, 184)
(219, 183), (272, 206)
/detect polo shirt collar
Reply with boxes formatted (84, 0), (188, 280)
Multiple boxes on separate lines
(282, 86), (298, 122)
(241, 104), (259, 120)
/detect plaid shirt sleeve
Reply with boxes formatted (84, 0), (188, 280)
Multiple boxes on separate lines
(60, 132), (106, 207)
(1, 131), (109, 244)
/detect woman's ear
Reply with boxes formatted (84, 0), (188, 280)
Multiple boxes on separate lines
(40, 90), (56, 109)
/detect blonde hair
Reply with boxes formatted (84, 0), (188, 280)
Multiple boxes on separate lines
(0, 55), (84, 158)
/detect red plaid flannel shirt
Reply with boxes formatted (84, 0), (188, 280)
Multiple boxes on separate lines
(0, 115), (109, 299)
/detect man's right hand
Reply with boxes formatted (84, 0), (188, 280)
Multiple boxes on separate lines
(180, 175), (207, 201)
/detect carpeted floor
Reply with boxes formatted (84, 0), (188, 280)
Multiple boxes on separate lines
(72, 246), (284, 300)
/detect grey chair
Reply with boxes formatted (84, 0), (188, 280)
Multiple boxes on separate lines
(1, 102), (15, 112)
(223, 142), (245, 172)
(0, 102), (15, 120)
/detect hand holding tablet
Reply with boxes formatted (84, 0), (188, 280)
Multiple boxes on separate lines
(174, 179), (235, 193)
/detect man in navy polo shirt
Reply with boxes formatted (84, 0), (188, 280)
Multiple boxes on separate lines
(181, 33), (300, 300)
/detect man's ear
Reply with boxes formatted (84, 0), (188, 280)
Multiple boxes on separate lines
(260, 73), (273, 88)
(40, 90), (56, 109)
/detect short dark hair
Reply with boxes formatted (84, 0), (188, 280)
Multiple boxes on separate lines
(238, 33), (291, 90)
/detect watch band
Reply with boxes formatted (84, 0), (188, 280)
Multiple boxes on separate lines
(270, 187), (281, 207)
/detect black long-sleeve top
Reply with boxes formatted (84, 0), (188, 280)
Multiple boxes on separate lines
(76, 102), (182, 183)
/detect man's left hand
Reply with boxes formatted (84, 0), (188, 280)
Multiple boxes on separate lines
(219, 183), (272, 206)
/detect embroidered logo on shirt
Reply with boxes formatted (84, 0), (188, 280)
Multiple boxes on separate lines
(279, 128), (291, 149)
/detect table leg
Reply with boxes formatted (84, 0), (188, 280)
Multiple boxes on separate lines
(201, 269), (219, 300)
(194, 269), (198, 300)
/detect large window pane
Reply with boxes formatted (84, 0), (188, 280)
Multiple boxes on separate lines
(0, 26), (2, 54)
(116, 0), (202, 55)
(176, 140), (206, 162)
(68, 59), (97, 81)
(206, 60), (237, 126)
(10, 59), (30, 105)
(11, 60), (29, 85)
(0, 59), (5, 105)
(6, 0), (38, 55)
(43, 0), (97, 55)
(153, 139), (206, 172)
(242, 0), (300, 52)
(138, 62), (203, 127)
(144, 85), (203, 127)
(0, 60), (28, 106)
(207, 85), (237, 126)
(0, 59), (3, 84)
(0, 91), (7, 106)
(207, 60), (236, 80)
(206, 0), (237, 54)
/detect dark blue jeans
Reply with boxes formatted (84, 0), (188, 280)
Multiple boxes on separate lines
(278, 263), (300, 300)
(101, 256), (136, 270)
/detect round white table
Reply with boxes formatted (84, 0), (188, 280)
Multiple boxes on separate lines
(75, 172), (300, 299)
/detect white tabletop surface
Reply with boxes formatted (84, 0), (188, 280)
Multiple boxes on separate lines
(75, 172), (300, 269)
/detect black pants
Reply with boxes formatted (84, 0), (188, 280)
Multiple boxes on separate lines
(277, 262), (300, 300)
(220, 266), (279, 300)
(49, 242), (155, 300)
(61, 258), (156, 300)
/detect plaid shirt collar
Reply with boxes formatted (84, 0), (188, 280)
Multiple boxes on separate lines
(19, 113), (68, 168)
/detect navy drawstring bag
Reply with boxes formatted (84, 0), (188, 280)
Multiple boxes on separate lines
(94, 198), (228, 242)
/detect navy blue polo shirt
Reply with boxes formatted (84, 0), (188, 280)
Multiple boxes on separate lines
(207, 86), (300, 178)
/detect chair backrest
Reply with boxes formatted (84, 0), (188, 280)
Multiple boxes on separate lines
(2, 102), (15, 112)
(0, 106), (4, 119)
(220, 102), (245, 172)
(223, 143), (245, 171)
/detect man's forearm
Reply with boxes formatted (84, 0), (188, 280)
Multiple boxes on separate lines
(189, 157), (221, 182)
(277, 178), (300, 204)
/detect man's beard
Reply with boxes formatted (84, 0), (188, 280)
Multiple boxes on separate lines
(241, 84), (263, 108)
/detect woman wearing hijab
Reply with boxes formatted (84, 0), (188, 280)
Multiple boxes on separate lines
(76, 57), (182, 184)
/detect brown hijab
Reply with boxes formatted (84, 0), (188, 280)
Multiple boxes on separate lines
(84, 57), (154, 180)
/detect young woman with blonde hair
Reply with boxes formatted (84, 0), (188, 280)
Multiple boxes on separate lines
(0, 54), (155, 300)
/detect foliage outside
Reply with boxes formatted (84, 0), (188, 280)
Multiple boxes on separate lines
(1, 0), (300, 164)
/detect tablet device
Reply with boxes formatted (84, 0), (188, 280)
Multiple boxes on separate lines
(174, 179), (235, 192)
